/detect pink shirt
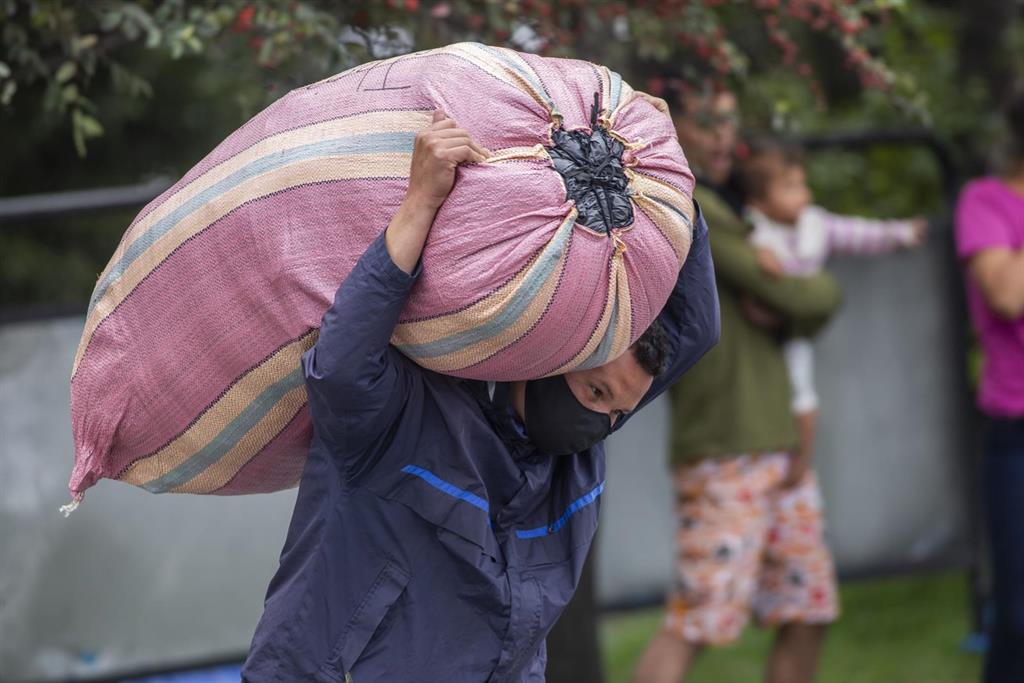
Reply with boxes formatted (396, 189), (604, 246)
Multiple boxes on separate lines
(955, 177), (1024, 417)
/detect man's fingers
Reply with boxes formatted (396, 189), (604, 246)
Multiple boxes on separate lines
(427, 118), (458, 132)
(441, 145), (488, 164)
(423, 124), (491, 159)
(470, 140), (492, 159)
(432, 108), (446, 123)
(431, 136), (488, 158)
(428, 128), (475, 140)
(427, 129), (491, 157)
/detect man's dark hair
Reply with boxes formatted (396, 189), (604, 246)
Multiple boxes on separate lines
(632, 318), (670, 377)
(643, 61), (720, 117)
(735, 135), (805, 201)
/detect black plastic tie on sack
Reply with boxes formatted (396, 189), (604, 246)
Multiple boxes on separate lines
(547, 92), (634, 235)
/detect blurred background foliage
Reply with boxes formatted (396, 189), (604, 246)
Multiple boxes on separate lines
(0, 0), (1020, 311)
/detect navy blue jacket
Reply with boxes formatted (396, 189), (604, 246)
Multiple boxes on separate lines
(243, 206), (718, 682)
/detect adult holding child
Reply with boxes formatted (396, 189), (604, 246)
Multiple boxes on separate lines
(955, 87), (1024, 683)
(633, 81), (842, 683)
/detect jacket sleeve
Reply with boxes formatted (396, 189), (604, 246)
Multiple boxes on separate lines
(616, 200), (721, 427)
(300, 232), (419, 451)
(711, 222), (842, 338)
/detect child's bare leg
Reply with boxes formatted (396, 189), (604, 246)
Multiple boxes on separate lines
(632, 630), (702, 683)
(783, 410), (818, 488)
(765, 622), (827, 683)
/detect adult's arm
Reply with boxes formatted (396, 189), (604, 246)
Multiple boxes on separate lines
(618, 201), (720, 424)
(956, 180), (1024, 321)
(302, 111), (488, 454)
(712, 226), (842, 338)
(968, 248), (1024, 320)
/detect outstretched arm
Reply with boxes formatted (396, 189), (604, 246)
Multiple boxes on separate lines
(813, 206), (925, 255)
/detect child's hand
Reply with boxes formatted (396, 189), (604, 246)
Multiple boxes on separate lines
(755, 247), (785, 278)
(740, 294), (782, 329)
(907, 217), (928, 247)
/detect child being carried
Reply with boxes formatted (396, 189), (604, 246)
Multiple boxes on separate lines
(737, 137), (927, 485)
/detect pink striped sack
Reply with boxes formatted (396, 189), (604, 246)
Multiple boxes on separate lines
(68, 43), (694, 503)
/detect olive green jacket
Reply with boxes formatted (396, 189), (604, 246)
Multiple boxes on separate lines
(668, 186), (842, 466)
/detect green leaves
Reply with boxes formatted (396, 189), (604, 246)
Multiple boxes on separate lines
(99, 9), (123, 32)
(71, 107), (104, 157)
(0, 79), (15, 106)
(121, 3), (163, 48)
(0, 0), (932, 158)
(55, 60), (76, 83)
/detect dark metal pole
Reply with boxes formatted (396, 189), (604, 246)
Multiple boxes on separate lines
(547, 535), (606, 683)
(0, 177), (172, 224)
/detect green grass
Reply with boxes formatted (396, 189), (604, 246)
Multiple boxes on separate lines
(602, 572), (982, 683)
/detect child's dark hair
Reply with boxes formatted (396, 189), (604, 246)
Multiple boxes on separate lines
(735, 136), (805, 201)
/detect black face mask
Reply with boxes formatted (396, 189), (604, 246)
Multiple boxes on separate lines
(524, 375), (612, 455)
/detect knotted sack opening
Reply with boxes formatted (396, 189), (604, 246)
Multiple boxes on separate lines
(548, 96), (634, 235)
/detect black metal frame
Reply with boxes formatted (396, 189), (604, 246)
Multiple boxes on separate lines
(801, 129), (984, 637)
(0, 177), (172, 224)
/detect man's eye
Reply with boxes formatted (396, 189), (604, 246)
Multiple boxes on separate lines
(590, 385), (602, 398)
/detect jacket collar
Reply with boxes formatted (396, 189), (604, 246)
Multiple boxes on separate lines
(466, 380), (536, 459)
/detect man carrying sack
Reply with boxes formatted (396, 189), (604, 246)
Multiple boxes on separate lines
(242, 110), (720, 682)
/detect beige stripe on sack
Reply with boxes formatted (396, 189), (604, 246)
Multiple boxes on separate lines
(93, 111), (430, 295)
(394, 211), (576, 373)
(74, 152), (411, 376)
(550, 247), (633, 375)
(627, 170), (694, 261)
(121, 331), (316, 487)
(171, 384), (309, 494)
(439, 43), (554, 116)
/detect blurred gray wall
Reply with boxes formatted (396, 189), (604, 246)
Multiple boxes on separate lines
(1, 235), (970, 680)
(0, 318), (296, 682)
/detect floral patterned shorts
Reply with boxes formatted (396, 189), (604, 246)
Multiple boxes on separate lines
(663, 452), (839, 645)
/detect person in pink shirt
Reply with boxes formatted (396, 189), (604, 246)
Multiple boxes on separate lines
(955, 87), (1024, 683)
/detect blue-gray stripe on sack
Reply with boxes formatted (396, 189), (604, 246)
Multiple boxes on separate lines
(477, 44), (554, 110)
(142, 367), (305, 493)
(89, 131), (417, 314)
(647, 194), (693, 229)
(608, 70), (623, 112)
(394, 212), (575, 359)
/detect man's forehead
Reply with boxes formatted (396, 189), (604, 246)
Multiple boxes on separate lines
(600, 349), (644, 383)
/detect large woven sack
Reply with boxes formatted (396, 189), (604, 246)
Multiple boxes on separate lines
(68, 42), (695, 501)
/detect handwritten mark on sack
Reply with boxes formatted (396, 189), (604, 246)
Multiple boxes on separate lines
(356, 61), (410, 92)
